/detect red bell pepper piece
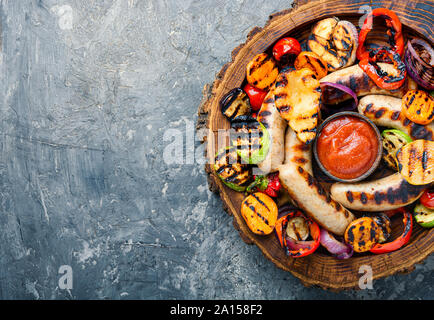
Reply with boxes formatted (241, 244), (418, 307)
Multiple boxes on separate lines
(275, 211), (320, 258)
(359, 49), (407, 91)
(247, 172), (281, 198)
(243, 84), (268, 112)
(357, 8), (404, 61)
(420, 189), (434, 210)
(370, 208), (413, 254)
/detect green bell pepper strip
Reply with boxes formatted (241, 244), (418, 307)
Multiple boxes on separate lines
(381, 129), (413, 143)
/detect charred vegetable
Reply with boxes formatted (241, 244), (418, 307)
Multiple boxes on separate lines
(414, 204), (434, 228)
(246, 53), (279, 91)
(382, 129), (413, 170)
(371, 208), (413, 254)
(214, 146), (252, 192)
(402, 90), (434, 125)
(357, 8), (405, 61)
(308, 18), (358, 72)
(359, 49), (407, 91)
(319, 229), (354, 260)
(373, 214), (392, 244)
(275, 209), (320, 258)
(344, 217), (380, 253)
(241, 193), (278, 235)
(243, 84), (267, 112)
(396, 139), (434, 185)
(220, 88), (252, 121)
(230, 115), (270, 165)
(274, 68), (321, 144)
(286, 216), (310, 241)
(405, 38), (434, 91)
(294, 51), (329, 79)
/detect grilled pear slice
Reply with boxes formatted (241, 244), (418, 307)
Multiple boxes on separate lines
(312, 17), (339, 40)
(397, 139), (434, 185)
(274, 68), (321, 144)
(308, 18), (358, 71)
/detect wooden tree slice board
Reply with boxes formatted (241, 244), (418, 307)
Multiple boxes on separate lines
(196, 0), (434, 290)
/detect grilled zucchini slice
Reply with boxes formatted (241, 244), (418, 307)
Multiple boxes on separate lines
(274, 68), (321, 144)
(382, 129), (413, 170)
(396, 139), (434, 185)
(220, 88), (251, 121)
(214, 146), (252, 192)
(414, 204), (434, 228)
(230, 115), (270, 165)
(246, 53), (279, 91)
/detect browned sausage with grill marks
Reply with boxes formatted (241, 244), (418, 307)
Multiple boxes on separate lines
(278, 128), (355, 235)
(257, 90), (287, 174)
(330, 173), (427, 212)
(358, 95), (434, 141)
(320, 64), (417, 105)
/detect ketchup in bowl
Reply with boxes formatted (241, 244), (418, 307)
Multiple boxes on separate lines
(315, 113), (382, 181)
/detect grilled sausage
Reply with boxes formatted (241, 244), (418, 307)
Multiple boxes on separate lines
(320, 64), (418, 105)
(330, 173), (427, 212)
(278, 128), (355, 235)
(257, 90), (287, 174)
(358, 95), (434, 141)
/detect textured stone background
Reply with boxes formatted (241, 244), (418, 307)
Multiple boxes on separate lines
(0, 0), (432, 300)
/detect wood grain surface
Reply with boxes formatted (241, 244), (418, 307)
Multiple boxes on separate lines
(197, 0), (434, 290)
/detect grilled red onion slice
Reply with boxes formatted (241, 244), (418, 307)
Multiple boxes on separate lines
(405, 38), (434, 90)
(320, 82), (359, 118)
(320, 228), (354, 260)
(285, 236), (315, 251)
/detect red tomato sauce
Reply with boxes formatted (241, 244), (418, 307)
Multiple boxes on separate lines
(316, 116), (379, 180)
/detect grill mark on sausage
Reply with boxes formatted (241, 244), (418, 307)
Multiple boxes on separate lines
(346, 191), (354, 203)
(294, 157), (308, 164)
(349, 75), (357, 91)
(375, 108), (386, 118)
(360, 192), (368, 204)
(365, 103), (374, 113)
(259, 110), (272, 118)
(410, 124), (433, 141)
(391, 111), (401, 120)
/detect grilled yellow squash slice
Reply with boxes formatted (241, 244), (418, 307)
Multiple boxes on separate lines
(246, 53), (279, 91)
(396, 139), (434, 185)
(402, 90), (434, 126)
(274, 68), (321, 144)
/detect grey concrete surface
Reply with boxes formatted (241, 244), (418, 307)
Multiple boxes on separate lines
(0, 0), (432, 300)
